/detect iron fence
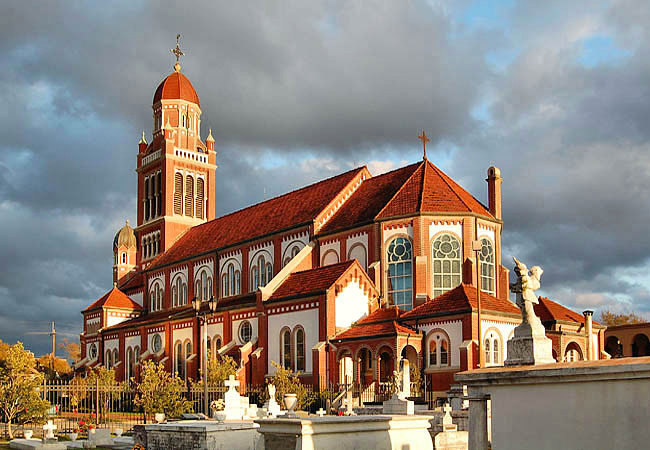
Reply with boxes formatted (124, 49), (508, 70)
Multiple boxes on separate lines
(1, 379), (439, 439)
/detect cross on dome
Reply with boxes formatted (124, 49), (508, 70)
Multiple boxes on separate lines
(170, 34), (185, 72)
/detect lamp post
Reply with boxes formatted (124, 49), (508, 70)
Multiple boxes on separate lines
(192, 295), (218, 416)
(471, 240), (484, 368)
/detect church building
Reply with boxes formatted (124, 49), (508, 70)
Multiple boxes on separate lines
(77, 47), (606, 395)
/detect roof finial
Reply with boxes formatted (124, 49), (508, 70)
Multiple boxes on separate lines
(206, 128), (214, 142)
(171, 34), (185, 72)
(418, 130), (430, 160)
(113, 281), (117, 288)
(139, 131), (147, 145)
(125, 219), (130, 226)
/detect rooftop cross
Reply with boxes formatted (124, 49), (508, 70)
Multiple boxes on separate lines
(418, 130), (430, 160)
(171, 34), (185, 72)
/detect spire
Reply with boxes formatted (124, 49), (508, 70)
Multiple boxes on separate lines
(418, 130), (430, 160)
(206, 128), (214, 142)
(164, 116), (172, 130)
(113, 281), (117, 288)
(171, 34), (185, 73)
(139, 131), (147, 145)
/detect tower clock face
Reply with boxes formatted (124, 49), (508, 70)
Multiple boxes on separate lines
(152, 334), (162, 353)
(89, 343), (98, 359)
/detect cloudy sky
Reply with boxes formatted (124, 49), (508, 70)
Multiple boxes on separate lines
(2, 0), (649, 355)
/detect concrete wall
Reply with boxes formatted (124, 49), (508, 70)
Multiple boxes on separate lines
(457, 357), (650, 450)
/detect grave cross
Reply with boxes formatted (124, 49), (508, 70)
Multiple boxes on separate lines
(43, 420), (57, 439)
(316, 408), (326, 417)
(225, 374), (239, 391)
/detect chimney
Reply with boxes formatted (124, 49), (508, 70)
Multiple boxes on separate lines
(583, 310), (594, 360)
(486, 166), (502, 220)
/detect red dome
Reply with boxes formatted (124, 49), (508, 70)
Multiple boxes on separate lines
(153, 71), (200, 107)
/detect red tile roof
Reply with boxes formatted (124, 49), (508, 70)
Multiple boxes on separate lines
(268, 261), (356, 301)
(319, 163), (420, 234)
(149, 167), (365, 269)
(401, 284), (520, 318)
(376, 159), (492, 219)
(118, 272), (144, 292)
(534, 297), (600, 325)
(84, 287), (143, 313)
(334, 320), (418, 340)
(356, 306), (401, 324)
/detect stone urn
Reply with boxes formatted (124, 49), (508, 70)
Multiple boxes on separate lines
(154, 413), (165, 423)
(114, 428), (123, 437)
(214, 411), (227, 423)
(24, 430), (33, 439)
(68, 432), (78, 441)
(283, 393), (298, 414)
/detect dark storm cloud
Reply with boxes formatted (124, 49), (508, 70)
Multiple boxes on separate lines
(1, 0), (649, 354)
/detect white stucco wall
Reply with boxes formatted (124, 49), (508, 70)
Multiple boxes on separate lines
(232, 317), (258, 346)
(205, 323), (224, 344)
(125, 335), (141, 351)
(147, 331), (165, 354)
(428, 221), (463, 242)
(335, 280), (370, 328)
(281, 232), (309, 266)
(249, 242), (274, 268)
(267, 308), (319, 375)
(346, 233), (368, 270)
(384, 223), (413, 243)
(419, 320), (463, 368)
(104, 338), (119, 354)
(172, 327), (193, 347)
(320, 240), (340, 266)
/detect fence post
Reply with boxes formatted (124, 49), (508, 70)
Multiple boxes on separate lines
(95, 378), (100, 424)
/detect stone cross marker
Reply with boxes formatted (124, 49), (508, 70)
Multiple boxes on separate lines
(316, 408), (326, 417)
(43, 420), (56, 440)
(442, 403), (453, 426)
(225, 374), (239, 391)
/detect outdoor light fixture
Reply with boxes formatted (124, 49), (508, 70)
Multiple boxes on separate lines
(192, 295), (219, 416)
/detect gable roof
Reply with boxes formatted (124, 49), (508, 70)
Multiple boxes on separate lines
(534, 297), (600, 326)
(318, 163), (421, 234)
(401, 283), (520, 318)
(356, 305), (401, 324)
(84, 287), (143, 313)
(333, 320), (418, 341)
(118, 271), (144, 292)
(149, 167), (366, 269)
(268, 260), (357, 301)
(376, 159), (492, 219)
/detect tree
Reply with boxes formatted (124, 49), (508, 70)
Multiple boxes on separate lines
(134, 361), (191, 418)
(0, 338), (10, 362)
(0, 342), (50, 439)
(86, 367), (120, 420)
(206, 353), (238, 385)
(37, 355), (72, 377)
(267, 361), (313, 410)
(58, 338), (81, 363)
(599, 309), (645, 327)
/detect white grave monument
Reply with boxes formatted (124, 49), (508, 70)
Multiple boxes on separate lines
(505, 257), (555, 366)
(434, 403), (469, 450)
(224, 374), (246, 420)
(8, 421), (67, 449)
(43, 421), (56, 441)
(263, 383), (281, 417)
(382, 358), (414, 415)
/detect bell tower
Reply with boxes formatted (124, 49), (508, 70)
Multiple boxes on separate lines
(135, 36), (217, 268)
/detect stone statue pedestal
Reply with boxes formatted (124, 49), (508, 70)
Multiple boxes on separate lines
(505, 302), (555, 366)
(383, 393), (414, 415)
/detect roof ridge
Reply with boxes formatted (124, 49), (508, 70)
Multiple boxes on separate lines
(288, 260), (355, 276)
(374, 160), (425, 219)
(426, 159), (492, 216)
(418, 160), (427, 212)
(180, 166), (367, 235)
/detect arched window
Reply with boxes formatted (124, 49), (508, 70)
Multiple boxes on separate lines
(479, 238), (495, 295)
(196, 178), (205, 219)
(283, 242), (305, 267)
(175, 341), (184, 379)
(222, 273), (229, 297)
(295, 328), (305, 372)
(322, 250), (339, 266)
(234, 270), (241, 295)
(150, 281), (164, 312)
(386, 237), (413, 311)
(239, 321), (252, 344)
(484, 330), (501, 366)
(207, 337), (212, 358)
(185, 175), (194, 217)
(185, 341), (192, 379)
(172, 276), (186, 307)
(251, 253), (272, 291)
(427, 331), (451, 368)
(214, 336), (222, 352)
(348, 244), (367, 271)
(174, 173), (183, 214)
(429, 340), (437, 366)
(282, 328), (292, 369)
(121, 253), (126, 264)
(565, 342), (583, 362)
(105, 350), (112, 369)
(156, 172), (162, 217)
(432, 233), (462, 298)
(126, 347), (133, 380)
(113, 349), (118, 367)
(195, 268), (212, 300)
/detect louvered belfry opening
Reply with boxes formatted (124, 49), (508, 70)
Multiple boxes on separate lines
(185, 175), (194, 217)
(174, 173), (183, 214)
(196, 178), (205, 219)
(144, 177), (150, 220)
